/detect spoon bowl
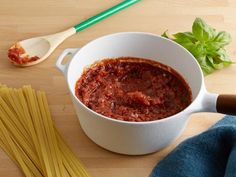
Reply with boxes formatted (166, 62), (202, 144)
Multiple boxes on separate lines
(12, 38), (50, 66)
(8, 28), (75, 66)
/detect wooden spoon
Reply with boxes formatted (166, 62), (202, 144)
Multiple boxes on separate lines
(8, 0), (140, 67)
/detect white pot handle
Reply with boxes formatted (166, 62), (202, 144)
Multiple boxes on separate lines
(55, 48), (79, 75)
(201, 92), (219, 112)
(188, 91), (219, 115)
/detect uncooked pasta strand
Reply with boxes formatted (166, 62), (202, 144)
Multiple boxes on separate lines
(0, 131), (43, 177)
(13, 137), (44, 177)
(0, 91), (30, 145)
(0, 85), (91, 177)
(41, 91), (90, 177)
(17, 88), (46, 172)
(24, 86), (54, 177)
(0, 91), (44, 176)
(56, 132), (90, 177)
(0, 119), (32, 177)
(0, 98), (40, 167)
(37, 91), (65, 177)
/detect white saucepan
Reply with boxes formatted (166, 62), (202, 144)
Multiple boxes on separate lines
(56, 32), (236, 155)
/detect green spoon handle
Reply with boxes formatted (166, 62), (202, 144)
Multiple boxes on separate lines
(74, 0), (140, 32)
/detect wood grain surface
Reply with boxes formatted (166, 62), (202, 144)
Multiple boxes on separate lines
(0, 0), (236, 177)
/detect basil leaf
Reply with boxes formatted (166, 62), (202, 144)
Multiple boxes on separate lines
(209, 48), (231, 63)
(192, 18), (216, 42)
(207, 50), (233, 71)
(207, 56), (225, 70)
(175, 40), (205, 59)
(197, 56), (215, 75)
(215, 48), (229, 60)
(205, 42), (222, 54)
(173, 32), (197, 43)
(213, 31), (231, 46)
(174, 40), (196, 57)
(191, 43), (206, 58)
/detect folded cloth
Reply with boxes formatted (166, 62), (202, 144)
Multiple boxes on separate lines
(150, 115), (236, 177)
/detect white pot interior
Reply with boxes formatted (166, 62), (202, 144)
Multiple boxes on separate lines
(67, 32), (203, 102)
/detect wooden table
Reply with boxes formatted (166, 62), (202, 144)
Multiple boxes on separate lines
(0, 0), (236, 176)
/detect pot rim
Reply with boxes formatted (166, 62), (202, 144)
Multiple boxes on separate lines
(66, 32), (205, 125)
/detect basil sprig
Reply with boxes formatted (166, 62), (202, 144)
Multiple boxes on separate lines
(162, 18), (233, 75)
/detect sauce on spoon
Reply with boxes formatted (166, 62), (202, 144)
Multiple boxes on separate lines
(8, 43), (40, 65)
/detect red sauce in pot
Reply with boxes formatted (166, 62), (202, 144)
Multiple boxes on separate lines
(75, 57), (192, 122)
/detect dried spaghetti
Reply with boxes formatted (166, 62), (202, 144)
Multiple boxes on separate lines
(0, 84), (90, 177)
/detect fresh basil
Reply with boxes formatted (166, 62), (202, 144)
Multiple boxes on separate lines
(192, 18), (216, 42)
(214, 31), (232, 46)
(162, 18), (233, 75)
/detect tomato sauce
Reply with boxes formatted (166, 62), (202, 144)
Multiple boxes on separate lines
(8, 43), (40, 64)
(75, 57), (192, 122)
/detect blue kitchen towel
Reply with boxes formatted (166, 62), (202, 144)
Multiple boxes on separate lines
(150, 115), (236, 177)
